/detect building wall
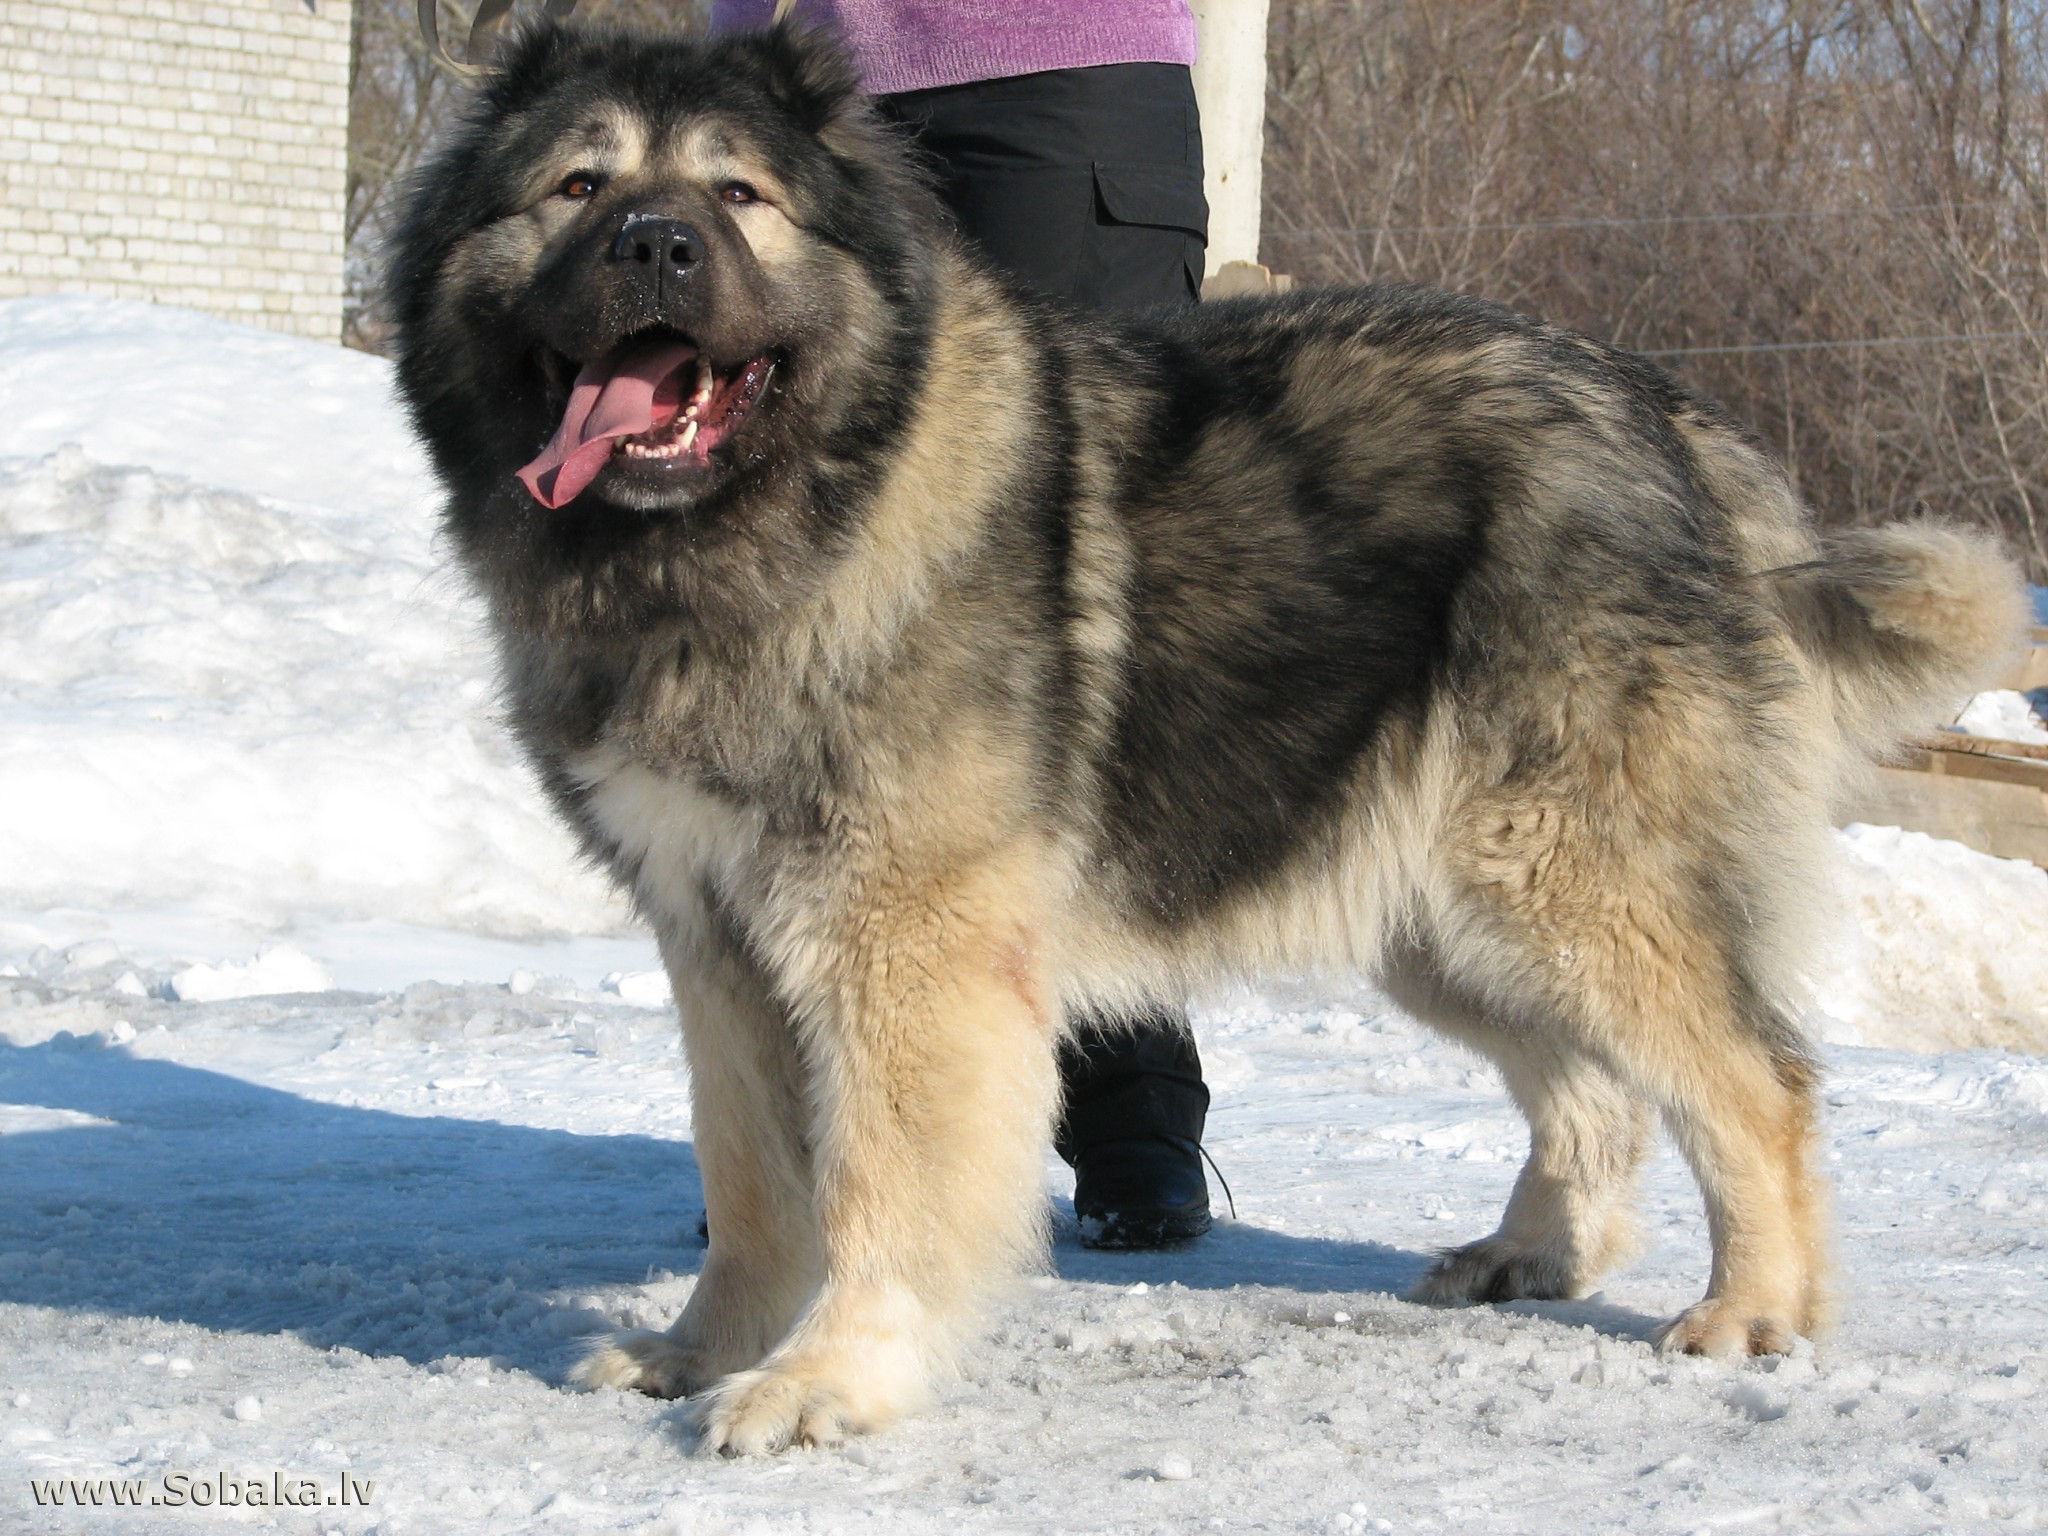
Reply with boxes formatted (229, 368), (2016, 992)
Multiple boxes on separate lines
(0, 0), (352, 342)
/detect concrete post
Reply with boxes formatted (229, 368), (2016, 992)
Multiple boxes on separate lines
(1190, 0), (1272, 276)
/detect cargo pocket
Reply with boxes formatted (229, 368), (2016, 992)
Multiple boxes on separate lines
(1089, 161), (1210, 308)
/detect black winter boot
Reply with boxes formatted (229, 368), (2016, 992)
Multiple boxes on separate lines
(1057, 1008), (1214, 1250)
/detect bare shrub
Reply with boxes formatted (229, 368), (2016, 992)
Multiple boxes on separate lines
(1265, 0), (2048, 577)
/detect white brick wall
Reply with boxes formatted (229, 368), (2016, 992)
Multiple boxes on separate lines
(0, 0), (352, 342)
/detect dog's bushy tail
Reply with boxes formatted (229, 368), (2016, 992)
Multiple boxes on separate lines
(1770, 523), (2029, 762)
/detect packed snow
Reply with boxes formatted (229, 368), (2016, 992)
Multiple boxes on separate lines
(3, 296), (2045, 1533)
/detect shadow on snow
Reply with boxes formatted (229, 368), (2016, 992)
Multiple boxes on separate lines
(0, 1037), (1665, 1382)
(0, 1037), (700, 1382)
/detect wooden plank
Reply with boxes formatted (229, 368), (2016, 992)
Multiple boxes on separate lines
(1907, 730), (2048, 764)
(1895, 742), (2048, 790)
(1844, 764), (2048, 868)
(2018, 645), (2048, 692)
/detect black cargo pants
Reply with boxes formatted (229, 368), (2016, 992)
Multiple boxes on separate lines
(877, 62), (1212, 1160)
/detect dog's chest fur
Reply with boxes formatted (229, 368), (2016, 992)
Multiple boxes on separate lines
(569, 742), (768, 932)
(531, 617), (891, 943)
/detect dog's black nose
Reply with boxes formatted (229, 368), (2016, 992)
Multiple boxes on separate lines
(610, 214), (707, 282)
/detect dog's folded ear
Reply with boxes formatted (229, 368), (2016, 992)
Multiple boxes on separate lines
(747, 19), (945, 244)
(753, 19), (867, 137)
(473, 17), (582, 108)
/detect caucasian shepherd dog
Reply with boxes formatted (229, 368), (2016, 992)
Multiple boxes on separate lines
(391, 21), (2025, 1453)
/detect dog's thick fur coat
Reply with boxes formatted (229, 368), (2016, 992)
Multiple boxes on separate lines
(390, 23), (2028, 1452)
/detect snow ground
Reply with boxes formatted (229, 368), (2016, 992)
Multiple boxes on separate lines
(3, 971), (2048, 1534)
(3, 297), (2047, 1533)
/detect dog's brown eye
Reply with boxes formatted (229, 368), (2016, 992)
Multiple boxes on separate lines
(560, 172), (602, 199)
(719, 181), (758, 205)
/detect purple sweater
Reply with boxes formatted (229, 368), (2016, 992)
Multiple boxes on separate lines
(711, 1), (1198, 96)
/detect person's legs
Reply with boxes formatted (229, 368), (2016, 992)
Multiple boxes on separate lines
(879, 63), (1217, 1248)
(878, 63), (1208, 312)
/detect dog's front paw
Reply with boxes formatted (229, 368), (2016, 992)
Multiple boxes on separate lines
(1652, 1299), (1797, 1357)
(1408, 1235), (1580, 1306)
(575, 1329), (735, 1400)
(694, 1366), (864, 1455)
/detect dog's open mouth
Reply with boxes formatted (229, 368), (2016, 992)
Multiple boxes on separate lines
(517, 332), (775, 509)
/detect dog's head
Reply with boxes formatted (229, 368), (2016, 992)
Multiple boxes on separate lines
(390, 22), (944, 632)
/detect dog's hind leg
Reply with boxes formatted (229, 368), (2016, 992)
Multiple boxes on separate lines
(1561, 896), (1828, 1354)
(578, 902), (822, 1399)
(1633, 1009), (1830, 1356)
(1384, 959), (1651, 1306)
(1442, 856), (1829, 1354)
(692, 841), (1060, 1454)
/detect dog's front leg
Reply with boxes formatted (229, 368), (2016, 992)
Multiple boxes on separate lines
(695, 846), (1060, 1454)
(579, 901), (823, 1399)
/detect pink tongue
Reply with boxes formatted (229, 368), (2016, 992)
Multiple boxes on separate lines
(516, 336), (699, 508)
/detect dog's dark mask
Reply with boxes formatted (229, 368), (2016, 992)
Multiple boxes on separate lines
(514, 188), (785, 509)
(389, 21), (941, 525)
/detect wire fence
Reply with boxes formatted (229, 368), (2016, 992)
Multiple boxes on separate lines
(1263, 202), (2018, 240)
(1264, 211), (2043, 361)
(1638, 331), (2041, 359)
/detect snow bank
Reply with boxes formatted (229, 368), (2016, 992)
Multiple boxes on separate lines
(0, 295), (427, 521)
(1816, 824), (2048, 1054)
(0, 298), (627, 942)
(1955, 688), (2048, 745)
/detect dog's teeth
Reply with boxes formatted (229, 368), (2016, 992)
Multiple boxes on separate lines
(680, 419), (699, 450)
(694, 358), (713, 405)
